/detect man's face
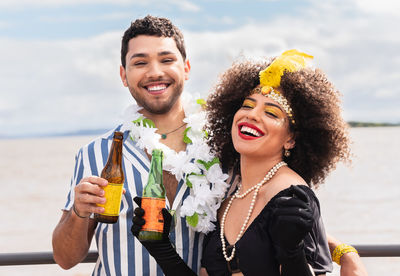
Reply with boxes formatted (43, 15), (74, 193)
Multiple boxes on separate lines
(120, 35), (190, 115)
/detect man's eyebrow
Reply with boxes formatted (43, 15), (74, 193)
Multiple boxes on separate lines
(129, 53), (147, 60)
(158, 51), (176, 56)
(129, 51), (176, 60)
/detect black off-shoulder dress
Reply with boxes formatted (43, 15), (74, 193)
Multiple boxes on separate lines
(201, 185), (333, 276)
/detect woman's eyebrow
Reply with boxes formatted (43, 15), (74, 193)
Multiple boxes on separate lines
(265, 102), (284, 112)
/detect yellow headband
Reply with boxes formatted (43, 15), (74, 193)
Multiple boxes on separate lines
(252, 49), (313, 124)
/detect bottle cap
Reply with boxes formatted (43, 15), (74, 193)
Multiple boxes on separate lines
(113, 131), (124, 140)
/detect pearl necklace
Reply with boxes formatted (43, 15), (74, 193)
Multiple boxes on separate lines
(220, 161), (287, 262)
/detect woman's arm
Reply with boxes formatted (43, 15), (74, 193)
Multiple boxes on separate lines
(327, 234), (368, 276)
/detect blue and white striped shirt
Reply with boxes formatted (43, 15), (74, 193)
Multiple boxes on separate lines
(63, 125), (216, 276)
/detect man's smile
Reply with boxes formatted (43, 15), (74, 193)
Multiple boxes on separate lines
(143, 82), (171, 95)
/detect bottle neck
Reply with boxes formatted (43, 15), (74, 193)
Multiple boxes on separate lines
(109, 138), (123, 164)
(143, 151), (164, 197)
(101, 136), (124, 182)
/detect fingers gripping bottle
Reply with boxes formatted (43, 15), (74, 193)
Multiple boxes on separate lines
(94, 131), (125, 224)
(138, 149), (165, 241)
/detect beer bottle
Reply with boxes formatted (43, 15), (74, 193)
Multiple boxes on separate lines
(138, 149), (165, 241)
(94, 131), (125, 224)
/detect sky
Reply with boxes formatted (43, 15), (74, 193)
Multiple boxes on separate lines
(0, 0), (399, 138)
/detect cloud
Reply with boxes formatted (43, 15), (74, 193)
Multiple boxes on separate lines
(0, 21), (8, 29)
(1, 0), (399, 137)
(0, 32), (132, 137)
(354, 0), (400, 15)
(38, 12), (133, 23)
(0, 0), (201, 12)
(184, 2), (400, 123)
(168, 0), (201, 12)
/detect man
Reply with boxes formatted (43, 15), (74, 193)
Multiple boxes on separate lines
(52, 15), (366, 276)
(52, 15), (206, 275)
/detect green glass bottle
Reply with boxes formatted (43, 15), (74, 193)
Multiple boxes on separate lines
(138, 149), (165, 241)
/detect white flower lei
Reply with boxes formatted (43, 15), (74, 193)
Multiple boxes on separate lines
(121, 94), (229, 234)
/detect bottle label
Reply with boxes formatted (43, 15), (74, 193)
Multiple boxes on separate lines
(97, 183), (123, 216)
(141, 197), (166, 233)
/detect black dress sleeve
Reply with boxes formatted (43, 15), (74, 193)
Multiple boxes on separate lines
(301, 186), (333, 275)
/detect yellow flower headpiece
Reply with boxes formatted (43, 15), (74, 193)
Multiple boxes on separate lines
(252, 49), (313, 124)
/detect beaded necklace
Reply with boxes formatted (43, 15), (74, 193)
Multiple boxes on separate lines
(220, 161), (287, 261)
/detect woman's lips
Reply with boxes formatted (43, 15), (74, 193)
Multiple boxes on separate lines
(237, 122), (264, 140)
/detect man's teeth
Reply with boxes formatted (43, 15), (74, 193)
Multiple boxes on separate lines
(241, 126), (262, 137)
(147, 84), (167, 91)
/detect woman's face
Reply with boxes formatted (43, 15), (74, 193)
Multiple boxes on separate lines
(231, 92), (294, 159)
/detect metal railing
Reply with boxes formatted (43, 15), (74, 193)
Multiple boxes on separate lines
(0, 245), (400, 266)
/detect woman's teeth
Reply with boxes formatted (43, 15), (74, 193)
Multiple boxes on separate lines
(240, 126), (262, 137)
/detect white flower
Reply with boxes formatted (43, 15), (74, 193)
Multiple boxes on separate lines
(184, 111), (206, 133)
(181, 195), (203, 217)
(206, 163), (229, 186)
(165, 151), (201, 181)
(182, 93), (202, 114)
(188, 174), (208, 191)
(132, 125), (161, 152)
(126, 97), (229, 234)
(191, 177), (215, 207)
(120, 104), (143, 131)
(186, 143), (214, 163)
(195, 215), (216, 233)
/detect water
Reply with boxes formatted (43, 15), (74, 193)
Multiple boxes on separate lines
(0, 128), (399, 275)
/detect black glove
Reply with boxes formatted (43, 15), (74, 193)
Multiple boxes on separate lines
(131, 197), (196, 276)
(269, 185), (314, 276)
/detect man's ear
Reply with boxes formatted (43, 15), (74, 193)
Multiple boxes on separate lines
(184, 59), (191, 81)
(120, 65), (128, 87)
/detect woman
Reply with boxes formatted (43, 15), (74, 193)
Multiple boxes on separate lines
(132, 50), (351, 275)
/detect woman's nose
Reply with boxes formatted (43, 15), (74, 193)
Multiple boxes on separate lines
(246, 107), (261, 122)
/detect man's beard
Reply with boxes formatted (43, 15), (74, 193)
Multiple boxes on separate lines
(128, 82), (183, 115)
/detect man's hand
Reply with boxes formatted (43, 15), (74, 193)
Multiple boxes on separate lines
(73, 176), (108, 218)
(52, 175), (105, 269)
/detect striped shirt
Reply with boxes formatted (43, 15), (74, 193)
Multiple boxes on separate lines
(63, 125), (221, 276)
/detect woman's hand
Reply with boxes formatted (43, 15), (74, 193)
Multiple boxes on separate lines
(131, 197), (196, 276)
(269, 185), (314, 276)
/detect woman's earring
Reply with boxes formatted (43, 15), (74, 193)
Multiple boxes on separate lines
(284, 149), (291, 157)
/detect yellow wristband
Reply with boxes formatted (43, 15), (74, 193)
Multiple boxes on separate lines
(332, 243), (358, 265)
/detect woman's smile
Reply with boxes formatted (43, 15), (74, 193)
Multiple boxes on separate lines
(238, 122), (264, 140)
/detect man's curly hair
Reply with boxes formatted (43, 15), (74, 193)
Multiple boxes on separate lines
(121, 15), (186, 68)
(206, 58), (350, 188)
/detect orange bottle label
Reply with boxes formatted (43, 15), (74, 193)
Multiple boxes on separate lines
(141, 197), (166, 233)
(97, 183), (123, 216)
